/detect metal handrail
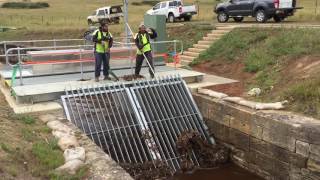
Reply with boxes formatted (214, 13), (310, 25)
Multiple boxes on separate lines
(0, 37), (133, 58)
(5, 40), (183, 66)
(0, 36), (131, 44)
(0, 39), (84, 44)
(4, 39), (183, 86)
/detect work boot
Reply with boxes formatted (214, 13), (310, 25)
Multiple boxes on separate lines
(95, 77), (99, 82)
(150, 73), (155, 79)
(104, 76), (111, 81)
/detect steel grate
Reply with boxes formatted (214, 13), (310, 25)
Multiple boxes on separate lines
(61, 76), (214, 173)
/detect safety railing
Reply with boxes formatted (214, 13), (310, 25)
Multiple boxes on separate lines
(4, 39), (183, 87)
(0, 37), (132, 57)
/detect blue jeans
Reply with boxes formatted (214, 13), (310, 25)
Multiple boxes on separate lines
(95, 52), (110, 77)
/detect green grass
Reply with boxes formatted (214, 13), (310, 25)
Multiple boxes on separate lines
(0, 99), (66, 179)
(194, 28), (320, 119)
(49, 166), (90, 180)
(284, 77), (320, 117)
(1, 143), (13, 153)
(193, 28), (270, 64)
(14, 114), (36, 124)
(167, 22), (213, 51)
(21, 128), (36, 142)
(31, 139), (64, 176)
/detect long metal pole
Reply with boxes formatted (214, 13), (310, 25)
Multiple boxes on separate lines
(124, 0), (130, 44)
(79, 45), (84, 80)
(17, 47), (23, 86)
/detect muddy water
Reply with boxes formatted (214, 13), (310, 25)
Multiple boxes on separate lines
(172, 163), (264, 180)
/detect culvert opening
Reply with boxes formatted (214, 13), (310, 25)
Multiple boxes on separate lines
(61, 76), (228, 179)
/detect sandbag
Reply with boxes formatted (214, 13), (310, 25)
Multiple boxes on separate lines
(255, 101), (287, 110)
(58, 135), (79, 150)
(47, 121), (73, 134)
(56, 159), (85, 175)
(238, 100), (257, 109)
(223, 97), (244, 103)
(64, 147), (86, 162)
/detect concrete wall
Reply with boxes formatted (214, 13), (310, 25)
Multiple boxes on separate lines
(193, 93), (320, 180)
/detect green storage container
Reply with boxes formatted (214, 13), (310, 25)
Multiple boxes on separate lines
(144, 14), (167, 65)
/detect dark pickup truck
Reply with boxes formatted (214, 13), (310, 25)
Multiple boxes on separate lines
(214, 0), (302, 23)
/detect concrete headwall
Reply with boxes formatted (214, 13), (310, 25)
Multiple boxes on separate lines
(193, 93), (320, 180)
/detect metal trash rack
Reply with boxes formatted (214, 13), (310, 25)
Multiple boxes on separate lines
(61, 75), (214, 173)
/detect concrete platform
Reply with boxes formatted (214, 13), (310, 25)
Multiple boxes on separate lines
(1, 66), (204, 104)
(0, 63), (238, 113)
(187, 74), (238, 92)
(0, 83), (62, 114)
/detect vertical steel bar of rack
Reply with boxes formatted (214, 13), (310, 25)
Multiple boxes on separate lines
(86, 85), (113, 158)
(128, 83), (161, 161)
(135, 80), (176, 170)
(76, 88), (104, 148)
(155, 77), (200, 166)
(118, 83), (148, 163)
(170, 75), (211, 141)
(101, 85), (128, 162)
(96, 86), (121, 162)
(147, 78), (192, 169)
(110, 83), (138, 163)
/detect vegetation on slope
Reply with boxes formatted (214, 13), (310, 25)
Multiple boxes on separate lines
(0, 92), (88, 179)
(193, 28), (320, 119)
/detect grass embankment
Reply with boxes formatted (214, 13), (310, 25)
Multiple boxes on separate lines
(0, 92), (88, 179)
(193, 28), (320, 119)
(167, 23), (213, 51)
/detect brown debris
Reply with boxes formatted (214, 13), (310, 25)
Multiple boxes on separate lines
(120, 161), (173, 180)
(176, 131), (229, 171)
(120, 131), (229, 179)
(122, 74), (145, 81)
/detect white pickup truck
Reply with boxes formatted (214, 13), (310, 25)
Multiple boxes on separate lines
(146, 0), (197, 22)
(87, 5), (123, 25)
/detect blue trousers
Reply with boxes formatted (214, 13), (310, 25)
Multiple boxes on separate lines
(95, 52), (110, 77)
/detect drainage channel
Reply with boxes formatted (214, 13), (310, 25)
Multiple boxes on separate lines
(61, 76), (215, 177)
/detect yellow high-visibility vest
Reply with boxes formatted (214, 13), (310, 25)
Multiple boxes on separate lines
(93, 30), (112, 53)
(136, 33), (151, 55)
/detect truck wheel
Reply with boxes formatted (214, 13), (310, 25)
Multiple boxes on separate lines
(168, 14), (175, 23)
(233, 17), (244, 22)
(217, 11), (229, 23)
(87, 19), (93, 25)
(114, 17), (120, 24)
(273, 15), (283, 23)
(184, 16), (192, 21)
(255, 9), (267, 23)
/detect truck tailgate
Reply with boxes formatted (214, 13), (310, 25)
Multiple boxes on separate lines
(279, 0), (293, 8)
(182, 5), (196, 13)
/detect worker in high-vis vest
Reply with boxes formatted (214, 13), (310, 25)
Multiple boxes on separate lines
(134, 23), (157, 78)
(92, 22), (113, 82)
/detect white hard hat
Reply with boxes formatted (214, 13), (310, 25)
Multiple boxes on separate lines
(139, 22), (145, 28)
